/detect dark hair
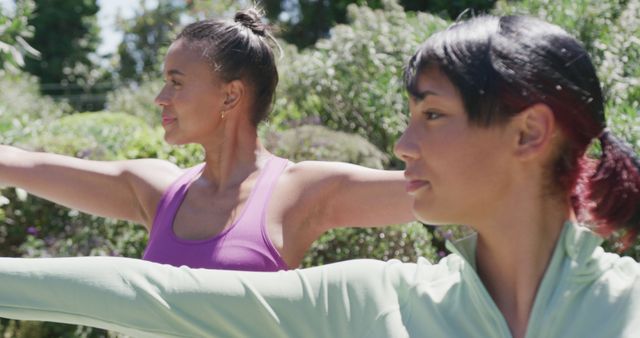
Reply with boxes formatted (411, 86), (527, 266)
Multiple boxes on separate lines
(404, 15), (640, 237)
(176, 7), (278, 126)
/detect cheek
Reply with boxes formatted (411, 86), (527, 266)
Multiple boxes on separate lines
(454, 140), (511, 197)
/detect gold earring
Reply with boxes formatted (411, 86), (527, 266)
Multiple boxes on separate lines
(220, 110), (226, 120)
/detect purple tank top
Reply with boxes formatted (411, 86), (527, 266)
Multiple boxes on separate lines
(142, 156), (290, 271)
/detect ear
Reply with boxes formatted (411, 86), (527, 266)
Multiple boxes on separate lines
(222, 80), (244, 111)
(513, 103), (556, 160)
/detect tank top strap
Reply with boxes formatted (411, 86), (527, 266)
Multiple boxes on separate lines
(148, 163), (205, 239)
(224, 155), (289, 237)
(250, 155), (290, 209)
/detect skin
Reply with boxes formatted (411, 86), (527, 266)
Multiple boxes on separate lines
(0, 38), (414, 269)
(394, 66), (572, 338)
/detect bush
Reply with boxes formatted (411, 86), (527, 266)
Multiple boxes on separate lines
(0, 73), (72, 145)
(302, 223), (437, 267)
(105, 77), (163, 126)
(273, 0), (449, 161)
(0, 0), (38, 73)
(494, 0), (640, 107)
(263, 124), (390, 169)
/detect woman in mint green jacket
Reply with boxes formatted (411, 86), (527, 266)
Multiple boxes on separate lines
(1, 15), (639, 338)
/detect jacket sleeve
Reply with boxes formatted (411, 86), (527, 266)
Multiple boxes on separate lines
(0, 256), (409, 338)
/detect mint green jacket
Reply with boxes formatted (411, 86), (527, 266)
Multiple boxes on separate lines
(0, 222), (638, 337)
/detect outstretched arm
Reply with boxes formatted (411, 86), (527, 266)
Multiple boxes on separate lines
(0, 257), (409, 338)
(284, 161), (414, 232)
(0, 145), (182, 228)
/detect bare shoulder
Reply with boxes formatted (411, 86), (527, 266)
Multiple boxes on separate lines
(121, 158), (184, 187)
(282, 160), (403, 185)
(119, 159), (188, 226)
(276, 159), (412, 231)
(122, 158), (183, 172)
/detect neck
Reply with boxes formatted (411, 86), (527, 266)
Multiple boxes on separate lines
(472, 185), (572, 338)
(199, 114), (268, 191)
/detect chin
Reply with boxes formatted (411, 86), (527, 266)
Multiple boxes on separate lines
(163, 136), (178, 145)
(412, 205), (452, 226)
(163, 133), (184, 145)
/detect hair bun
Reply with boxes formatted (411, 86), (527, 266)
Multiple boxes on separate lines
(234, 8), (267, 36)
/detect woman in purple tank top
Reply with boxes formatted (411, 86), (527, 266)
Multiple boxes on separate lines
(0, 7), (414, 271)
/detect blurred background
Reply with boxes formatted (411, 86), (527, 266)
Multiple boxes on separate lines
(0, 0), (638, 336)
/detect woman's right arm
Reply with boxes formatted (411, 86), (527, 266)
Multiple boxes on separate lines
(0, 256), (411, 338)
(0, 145), (183, 228)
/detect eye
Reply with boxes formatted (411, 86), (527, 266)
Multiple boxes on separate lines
(163, 78), (182, 88)
(423, 111), (443, 120)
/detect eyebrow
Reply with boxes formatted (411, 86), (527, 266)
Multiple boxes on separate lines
(412, 89), (439, 102)
(166, 69), (185, 76)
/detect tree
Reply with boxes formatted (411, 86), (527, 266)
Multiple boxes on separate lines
(115, 0), (187, 84)
(0, 0), (39, 73)
(272, 0), (449, 162)
(258, 0), (496, 48)
(23, 0), (104, 111)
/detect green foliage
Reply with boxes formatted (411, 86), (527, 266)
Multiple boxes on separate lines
(273, 0), (449, 162)
(259, 0), (495, 48)
(106, 77), (163, 126)
(24, 0), (105, 110)
(0, 73), (72, 145)
(493, 0), (640, 107)
(116, 0), (185, 84)
(263, 124), (390, 169)
(0, 0), (39, 73)
(302, 222), (437, 267)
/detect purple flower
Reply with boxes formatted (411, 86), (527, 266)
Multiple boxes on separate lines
(27, 226), (38, 236)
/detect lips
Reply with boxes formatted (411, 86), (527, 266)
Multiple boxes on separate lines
(405, 180), (430, 194)
(161, 115), (176, 126)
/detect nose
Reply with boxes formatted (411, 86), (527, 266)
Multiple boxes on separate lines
(154, 85), (170, 107)
(394, 127), (420, 163)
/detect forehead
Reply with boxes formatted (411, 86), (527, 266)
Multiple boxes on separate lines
(412, 66), (461, 102)
(163, 39), (212, 75)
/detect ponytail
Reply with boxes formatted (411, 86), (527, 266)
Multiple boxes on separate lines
(582, 130), (640, 239)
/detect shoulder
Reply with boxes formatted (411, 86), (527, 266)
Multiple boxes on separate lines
(281, 160), (401, 186)
(307, 257), (459, 301)
(120, 159), (185, 185)
(119, 159), (190, 226)
(122, 158), (183, 174)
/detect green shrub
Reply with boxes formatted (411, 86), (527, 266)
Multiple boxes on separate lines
(105, 77), (163, 126)
(302, 223), (437, 267)
(263, 124), (390, 169)
(273, 0), (449, 161)
(0, 0), (38, 73)
(0, 73), (72, 145)
(494, 0), (640, 108)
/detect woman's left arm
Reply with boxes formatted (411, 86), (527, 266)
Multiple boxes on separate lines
(286, 161), (415, 232)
